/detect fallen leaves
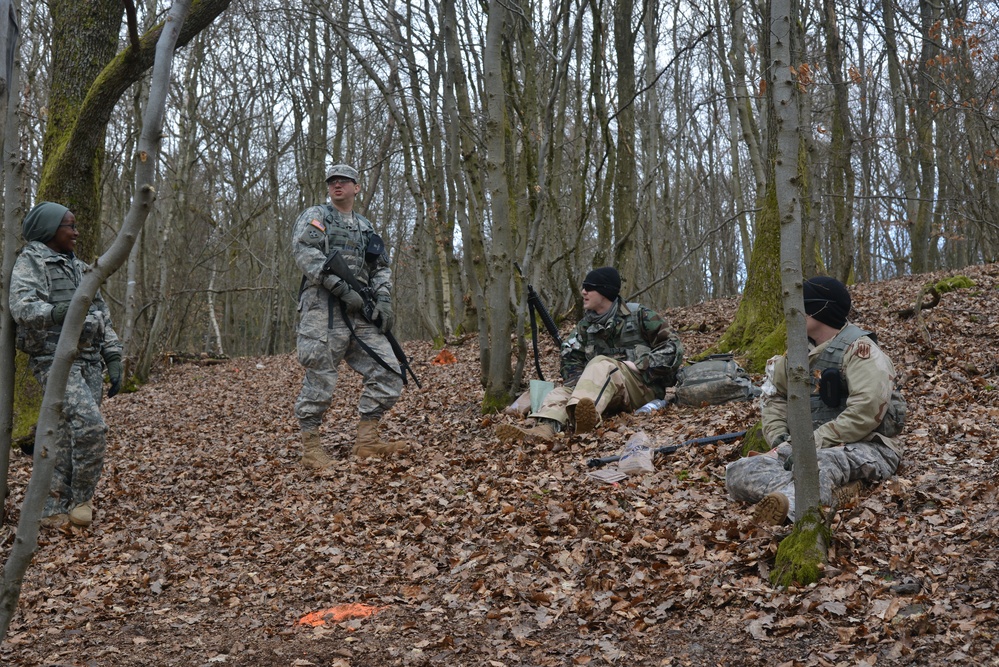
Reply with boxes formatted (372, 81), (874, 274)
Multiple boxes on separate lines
(2, 266), (999, 665)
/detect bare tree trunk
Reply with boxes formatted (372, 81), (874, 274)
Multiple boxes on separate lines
(120, 1), (157, 378)
(611, 0), (636, 284)
(481, 0), (515, 409)
(822, 0), (856, 282)
(205, 249), (224, 356)
(769, 0), (827, 589)
(441, 0), (489, 369)
(727, 0), (764, 193)
(135, 206), (169, 380)
(910, 0), (941, 273)
(0, 0), (22, 526)
(853, 10), (874, 282)
(714, 0), (753, 274)
(589, 0), (613, 269)
(0, 0), (190, 639)
(771, 0), (819, 517)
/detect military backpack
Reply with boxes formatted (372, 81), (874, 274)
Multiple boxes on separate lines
(675, 354), (758, 406)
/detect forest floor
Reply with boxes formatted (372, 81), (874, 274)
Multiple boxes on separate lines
(2, 265), (998, 667)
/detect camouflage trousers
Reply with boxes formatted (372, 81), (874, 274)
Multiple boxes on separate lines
(29, 356), (108, 517)
(725, 440), (901, 521)
(530, 355), (656, 428)
(294, 308), (403, 431)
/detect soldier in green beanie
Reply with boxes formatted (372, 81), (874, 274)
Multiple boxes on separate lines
(9, 202), (123, 529)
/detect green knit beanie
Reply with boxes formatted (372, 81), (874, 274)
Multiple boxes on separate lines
(22, 202), (70, 243)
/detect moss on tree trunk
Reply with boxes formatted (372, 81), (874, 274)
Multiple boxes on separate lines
(770, 507), (831, 587)
(713, 185), (787, 373)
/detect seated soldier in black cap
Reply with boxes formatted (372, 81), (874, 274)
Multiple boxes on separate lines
(725, 276), (907, 524)
(496, 267), (684, 443)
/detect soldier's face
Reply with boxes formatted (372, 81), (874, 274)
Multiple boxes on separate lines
(581, 285), (612, 315)
(47, 211), (79, 255)
(328, 178), (359, 207)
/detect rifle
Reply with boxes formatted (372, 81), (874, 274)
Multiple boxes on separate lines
(322, 249), (421, 388)
(514, 262), (562, 381)
(586, 430), (747, 468)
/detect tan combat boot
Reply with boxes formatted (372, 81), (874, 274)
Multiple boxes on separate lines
(573, 398), (600, 434)
(495, 422), (556, 444)
(832, 481), (862, 509)
(40, 513), (70, 529)
(752, 492), (790, 525)
(69, 500), (93, 527)
(353, 419), (408, 458)
(301, 430), (333, 469)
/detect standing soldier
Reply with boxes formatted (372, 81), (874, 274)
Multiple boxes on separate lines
(291, 164), (406, 469)
(725, 276), (906, 524)
(9, 202), (124, 528)
(496, 267), (684, 443)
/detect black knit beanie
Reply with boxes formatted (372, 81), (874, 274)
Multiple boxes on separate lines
(583, 267), (621, 301)
(803, 276), (851, 329)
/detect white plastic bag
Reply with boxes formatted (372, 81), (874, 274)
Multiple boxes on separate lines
(617, 431), (655, 475)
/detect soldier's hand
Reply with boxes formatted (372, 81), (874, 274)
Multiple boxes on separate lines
(104, 353), (123, 398)
(340, 288), (364, 314)
(375, 296), (394, 333)
(783, 455), (794, 471)
(51, 303), (69, 325)
(327, 278), (365, 314)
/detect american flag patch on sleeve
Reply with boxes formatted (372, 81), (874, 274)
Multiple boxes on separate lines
(309, 218), (325, 232)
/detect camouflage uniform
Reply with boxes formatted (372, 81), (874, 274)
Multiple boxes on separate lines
(725, 326), (902, 520)
(291, 204), (402, 430)
(532, 300), (683, 427)
(9, 241), (122, 518)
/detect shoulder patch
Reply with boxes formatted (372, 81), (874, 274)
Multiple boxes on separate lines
(309, 218), (326, 232)
(854, 341), (871, 359)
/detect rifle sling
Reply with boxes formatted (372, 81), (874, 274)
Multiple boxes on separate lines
(528, 300), (545, 381)
(336, 299), (407, 385)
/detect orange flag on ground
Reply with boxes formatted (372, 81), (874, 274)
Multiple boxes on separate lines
(297, 603), (384, 627)
(432, 349), (457, 365)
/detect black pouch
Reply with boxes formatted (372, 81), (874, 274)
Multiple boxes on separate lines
(365, 234), (385, 264)
(819, 367), (844, 407)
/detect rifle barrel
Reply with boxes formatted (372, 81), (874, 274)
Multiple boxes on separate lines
(586, 430), (747, 468)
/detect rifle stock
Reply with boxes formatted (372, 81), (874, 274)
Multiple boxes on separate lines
(322, 249), (421, 388)
(528, 284), (562, 347)
(514, 262), (562, 347)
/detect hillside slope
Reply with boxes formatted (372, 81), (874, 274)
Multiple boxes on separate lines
(2, 266), (997, 666)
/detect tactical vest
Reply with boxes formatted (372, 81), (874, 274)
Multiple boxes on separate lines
(322, 205), (372, 285)
(15, 251), (101, 356)
(810, 324), (907, 437)
(583, 302), (647, 361)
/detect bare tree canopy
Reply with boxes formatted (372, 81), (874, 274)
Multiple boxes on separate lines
(0, 0), (995, 393)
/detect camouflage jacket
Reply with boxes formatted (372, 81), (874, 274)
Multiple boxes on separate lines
(761, 325), (901, 456)
(291, 204), (391, 335)
(9, 241), (122, 362)
(559, 299), (684, 391)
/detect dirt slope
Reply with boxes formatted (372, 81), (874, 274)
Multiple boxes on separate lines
(2, 266), (997, 666)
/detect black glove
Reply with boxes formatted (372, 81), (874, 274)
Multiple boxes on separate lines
(104, 352), (123, 398)
(327, 278), (364, 314)
(783, 455), (794, 471)
(51, 303), (69, 325)
(375, 296), (394, 333)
